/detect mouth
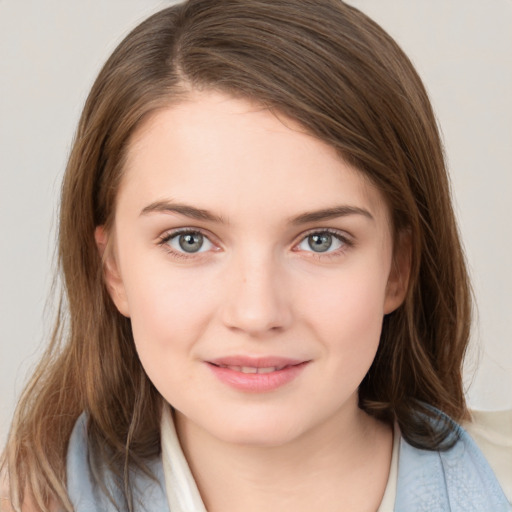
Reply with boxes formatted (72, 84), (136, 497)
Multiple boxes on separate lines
(206, 356), (310, 392)
(209, 363), (291, 374)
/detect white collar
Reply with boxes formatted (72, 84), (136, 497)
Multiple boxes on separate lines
(161, 406), (208, 512)
(160, 404), (398, 512)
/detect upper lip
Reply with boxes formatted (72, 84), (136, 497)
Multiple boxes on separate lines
(207, 356), (308, 369)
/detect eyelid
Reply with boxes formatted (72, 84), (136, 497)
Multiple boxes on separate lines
(158, 225), (218, 241)
(157, 227), (221, 258)
(292, 227), (354, 254)
(156, 226), (353, 260)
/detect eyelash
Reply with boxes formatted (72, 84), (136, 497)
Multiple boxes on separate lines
(157, 227), (354, 260)
(157, 228), (215, 260)
(295, 228), (354, 260)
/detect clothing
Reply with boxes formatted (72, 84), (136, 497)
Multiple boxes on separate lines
(66, 408), (511, 511)
(375, 422), (400, 511)
(463, 409), (512, 502)
(159, 407), (399, 512)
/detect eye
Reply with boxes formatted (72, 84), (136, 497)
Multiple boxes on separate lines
(296, 231), (346, 253)
(163, 230), (214, 254)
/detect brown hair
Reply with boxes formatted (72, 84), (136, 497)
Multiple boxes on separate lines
(2, 0), (471, 510)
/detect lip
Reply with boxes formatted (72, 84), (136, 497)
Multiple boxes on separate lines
(206, 356), (310, 393)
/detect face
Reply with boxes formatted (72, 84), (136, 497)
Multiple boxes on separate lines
(98, 91), (408, 447)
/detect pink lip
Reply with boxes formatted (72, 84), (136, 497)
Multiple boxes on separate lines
(209, 355), (305, 368)
(206, 356), (310, 393)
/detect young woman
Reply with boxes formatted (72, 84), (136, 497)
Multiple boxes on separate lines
(1, 1), (509, 511)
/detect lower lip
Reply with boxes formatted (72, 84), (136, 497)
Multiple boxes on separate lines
(207, 362), (309, 393)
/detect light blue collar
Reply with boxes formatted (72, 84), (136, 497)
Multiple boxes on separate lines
(395, 423), (510, 511)
(67, 411), (510, 511)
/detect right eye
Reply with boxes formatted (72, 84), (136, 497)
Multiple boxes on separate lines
(161, 230), (214, 254)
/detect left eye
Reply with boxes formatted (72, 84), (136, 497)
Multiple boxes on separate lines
(297, 232), (345, 253)
(166, 231), (214, 253)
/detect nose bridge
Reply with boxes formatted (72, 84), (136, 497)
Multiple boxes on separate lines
(220, 245), (292, 335)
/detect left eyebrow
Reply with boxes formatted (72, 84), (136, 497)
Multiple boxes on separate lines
(289, 206), (374, 225)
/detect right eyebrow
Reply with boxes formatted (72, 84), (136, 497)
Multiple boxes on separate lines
(140, 200), (226, 223)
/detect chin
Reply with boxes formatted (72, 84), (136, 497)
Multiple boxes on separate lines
(218, 427), (301, 448)
(206, 412), (309, 448)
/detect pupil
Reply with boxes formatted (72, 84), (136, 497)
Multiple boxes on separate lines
(308, 233), (332, 252)
(179, 232), (203, 253)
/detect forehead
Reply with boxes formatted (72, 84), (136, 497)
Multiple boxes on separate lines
(119, 91), (390, 227)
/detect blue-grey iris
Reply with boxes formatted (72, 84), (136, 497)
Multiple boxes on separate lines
(308, 233), (332, 252)
(179, 232), (204, 253)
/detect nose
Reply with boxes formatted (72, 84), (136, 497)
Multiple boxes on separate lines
(220, 251), (293, 336)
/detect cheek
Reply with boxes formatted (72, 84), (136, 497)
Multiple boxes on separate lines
(121, 261), (220, 374)
(123, 269), (221, 408)
(301, 262), (390, 360)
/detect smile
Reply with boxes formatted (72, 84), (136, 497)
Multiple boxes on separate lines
(213, 364), (287, 374)
(206, 357), (310, 392)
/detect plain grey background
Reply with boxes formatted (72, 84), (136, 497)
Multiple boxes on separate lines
(1, 1), (511, 444)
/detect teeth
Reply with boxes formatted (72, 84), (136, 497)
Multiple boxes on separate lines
(258, 367), (277, 374)
(240, 366), (258, 374)
(215, 363), (291, 374)
(223, 365), (281, 374)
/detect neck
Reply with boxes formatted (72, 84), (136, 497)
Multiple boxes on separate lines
(174, 401), (392, 512)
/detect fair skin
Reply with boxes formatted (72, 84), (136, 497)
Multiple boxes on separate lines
(97, 91), (409, 512)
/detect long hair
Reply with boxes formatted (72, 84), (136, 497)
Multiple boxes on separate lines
(2, 1), (472, 510)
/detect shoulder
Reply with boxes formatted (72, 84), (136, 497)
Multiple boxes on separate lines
(66, 413), (170, 512)
(395, 410), (511, 512)
(463, 409), (512, 504)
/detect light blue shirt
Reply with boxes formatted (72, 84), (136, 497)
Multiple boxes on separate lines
(66, 411), (510, 511)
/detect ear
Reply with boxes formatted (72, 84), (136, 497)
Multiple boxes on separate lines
(384, 230), (412, 314)
(94, 226), (131, 317)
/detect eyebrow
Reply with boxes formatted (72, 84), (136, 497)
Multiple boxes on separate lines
(140, 201), (225, 223)
(140, 200), (373, 224)
(289, 206), (374, 225)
